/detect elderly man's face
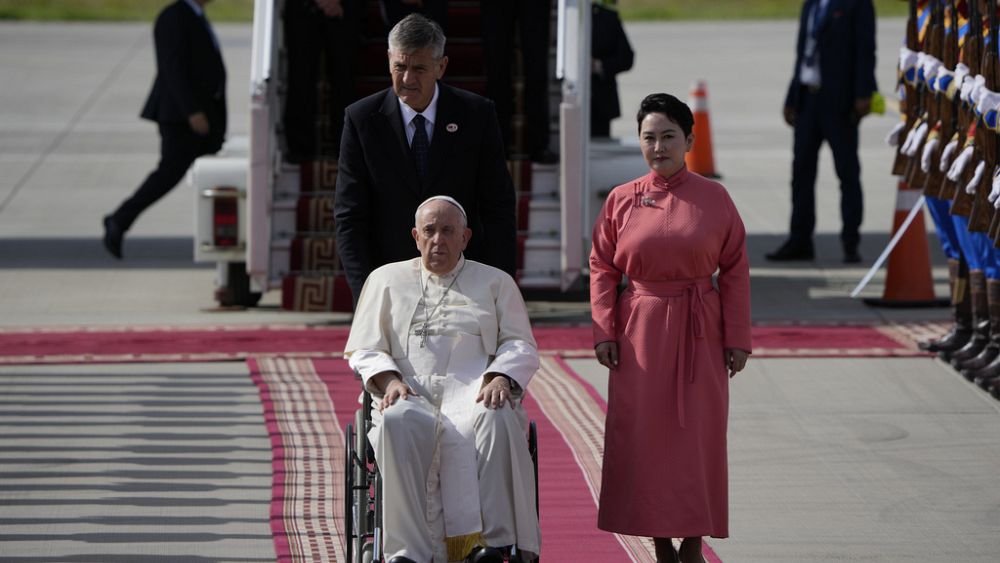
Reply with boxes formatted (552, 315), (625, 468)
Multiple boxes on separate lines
(412, 201), (471, 275)
(388, 47), (448, 113)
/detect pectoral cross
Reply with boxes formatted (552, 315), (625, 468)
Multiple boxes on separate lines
(415, 326), (429, 348)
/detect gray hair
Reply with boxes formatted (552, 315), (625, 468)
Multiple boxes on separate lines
(415, 195), (468, 228)
(388, 13), (446, 59)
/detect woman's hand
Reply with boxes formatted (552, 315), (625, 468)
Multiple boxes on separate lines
(477, 373), (513, 409)
(724, 348), (749, 378)
(595, 341), (619, 370)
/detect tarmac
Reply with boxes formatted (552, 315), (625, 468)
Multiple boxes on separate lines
(1, 16), (1000, 563)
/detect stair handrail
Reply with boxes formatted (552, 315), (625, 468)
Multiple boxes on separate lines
(246, 0), (282, 290)
(557, 0), (591, 291)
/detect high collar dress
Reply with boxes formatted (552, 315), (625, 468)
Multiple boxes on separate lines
(589, 167), (752, 539)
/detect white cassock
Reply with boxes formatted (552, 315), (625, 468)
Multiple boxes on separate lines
(345, 257), (541, 563)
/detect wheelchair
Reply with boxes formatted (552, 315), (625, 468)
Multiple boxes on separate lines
(344, 390), (539, 563)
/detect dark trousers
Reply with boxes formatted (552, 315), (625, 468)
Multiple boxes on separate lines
(111, 122), (217, 232)
(591, 100), (611, 138)
(790, 88), (863, 250)
(283, 9), (360, 159)
(481, 0), (552, 155)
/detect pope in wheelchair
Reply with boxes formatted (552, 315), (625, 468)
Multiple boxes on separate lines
(345, 196), (541, 563)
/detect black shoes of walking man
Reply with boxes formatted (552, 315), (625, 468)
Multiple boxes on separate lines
(765, 239), (861, 264)
(102, 215), (124, 259)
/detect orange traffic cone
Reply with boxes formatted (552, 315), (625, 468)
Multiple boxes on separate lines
(863, 179), (947, 307)
(685, 80), (720, 179)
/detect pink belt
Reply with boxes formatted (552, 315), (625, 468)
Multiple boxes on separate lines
(626, 276), (713, 428)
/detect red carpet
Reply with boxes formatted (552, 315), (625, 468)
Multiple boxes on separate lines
(0, 322), (939, 364)
(250, 356), (725, 562)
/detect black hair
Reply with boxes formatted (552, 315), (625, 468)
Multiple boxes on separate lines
(636, 93), (694, 137)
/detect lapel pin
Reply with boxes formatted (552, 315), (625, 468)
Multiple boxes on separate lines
(446, 123), (458, 133)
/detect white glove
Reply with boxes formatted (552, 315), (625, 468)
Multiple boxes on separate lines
(988, 166), (1000, 203)
(948, 144), (974, 182)
(922, 55), (942, 88)
(915, 52), (927, 83)
(886, 120), (906, 146)
(954, 63), (971, 91)
(976, 87), (1000, 115)
(980, 90), (1000, 130)
(900, 47), (919, 83)
(904, 121), (929, 156)
(900, 123), (918, 154)
(939, 136), (961, 172)
(960, 75), (976, 104)
(966, 160), (986, 194)
(921, 134), (940, 173)
(971, 75), (988, 107)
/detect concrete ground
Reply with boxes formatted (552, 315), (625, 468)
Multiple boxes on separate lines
(2, 16), (999, 563)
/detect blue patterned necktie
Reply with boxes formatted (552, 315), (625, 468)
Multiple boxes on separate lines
(411, 114), (430, 179)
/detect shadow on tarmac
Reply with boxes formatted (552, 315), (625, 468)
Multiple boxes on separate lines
(0, 237), (209, 269)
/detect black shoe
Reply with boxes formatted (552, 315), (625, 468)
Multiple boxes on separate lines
(530, 148), (559, 165)
(843, 249), (862, 264)
(102, 215), (123, 259)
(387, 557), (417, 563)
(918, 325), (973, 354)
(765, 239), (814, 261)
(466, 546), (504, 563)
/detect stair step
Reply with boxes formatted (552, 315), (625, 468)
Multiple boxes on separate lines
(519, 237), (561, 288)
(527, 199), (560, 235)
(281, 273), (353, 312)
(295, 196), (336, 233)
(285, 235), (341, 272)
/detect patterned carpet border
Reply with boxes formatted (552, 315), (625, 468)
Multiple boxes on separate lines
(0, 322), (947, 365)
(250, 355), (728, 562)
(250, 356), (347, 563)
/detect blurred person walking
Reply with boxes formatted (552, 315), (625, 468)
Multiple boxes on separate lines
(103, 0), (226, 259)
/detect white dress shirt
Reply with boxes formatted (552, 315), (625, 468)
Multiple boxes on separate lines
(398, 83), (440, 146)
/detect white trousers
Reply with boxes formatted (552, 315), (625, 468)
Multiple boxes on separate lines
(372, 396), (540, 563)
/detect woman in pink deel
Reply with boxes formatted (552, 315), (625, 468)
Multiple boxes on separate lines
(589, 93), (752, 562)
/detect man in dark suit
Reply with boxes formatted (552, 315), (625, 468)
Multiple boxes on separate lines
(590, 0), (633, 138)
(766, 0), (877, 263)
(481, 0), (556, 163)
(334, 13), (517, 303)
(283, 0), (363, 162)
(102, 0), (226, 259)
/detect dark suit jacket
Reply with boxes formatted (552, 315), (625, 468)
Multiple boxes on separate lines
(591, 3), (634, 125)
(334, 83), (518, 301)
(141, 0), (227, 149)
(784, 0), (877, 116)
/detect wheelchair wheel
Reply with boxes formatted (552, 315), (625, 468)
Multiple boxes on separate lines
(353, 408), (374, 562)
(344, 422), (355, 563)
(529, 421), (538, 517)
